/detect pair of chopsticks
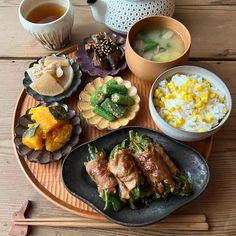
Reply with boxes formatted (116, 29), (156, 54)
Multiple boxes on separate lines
(14, 214), (208, 231)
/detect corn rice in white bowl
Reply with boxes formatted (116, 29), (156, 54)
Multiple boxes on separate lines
(149, 65), (232, 141)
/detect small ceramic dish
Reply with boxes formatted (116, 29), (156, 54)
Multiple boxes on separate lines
(61, 126), (210, 226)
(149, 66), (232, 142)
(78, 76), (140, 130)
(14, 102), (82, 164)
(125, 16), (191, 82)
(23, 54), (82, 103)
(76, 33), (127, 77)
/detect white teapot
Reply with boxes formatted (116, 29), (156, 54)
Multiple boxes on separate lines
(87, 0), (175, 34)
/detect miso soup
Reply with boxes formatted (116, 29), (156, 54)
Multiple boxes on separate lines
(132, 28), (185, 62)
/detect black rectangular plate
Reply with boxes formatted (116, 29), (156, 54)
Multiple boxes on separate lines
(61, 126), (210, 227)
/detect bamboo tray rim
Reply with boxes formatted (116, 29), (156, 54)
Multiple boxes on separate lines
(12, 47), (213, 220)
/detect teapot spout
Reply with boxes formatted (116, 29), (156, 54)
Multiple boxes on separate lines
(87, 0), (107, 24)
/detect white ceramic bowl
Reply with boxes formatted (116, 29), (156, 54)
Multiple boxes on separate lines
(19, 0), (74, 50)
(149, 65), (232, 142)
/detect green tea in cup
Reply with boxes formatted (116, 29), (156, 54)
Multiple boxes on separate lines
(26, 3), (66, 24)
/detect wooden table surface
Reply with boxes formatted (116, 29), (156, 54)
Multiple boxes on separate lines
(0, 0), (236, 235)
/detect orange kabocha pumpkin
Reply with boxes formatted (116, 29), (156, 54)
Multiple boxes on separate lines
(45, 123), (72, 152)
(22, 123), (44, 150)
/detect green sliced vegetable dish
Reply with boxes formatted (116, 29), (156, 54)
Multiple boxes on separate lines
(89, 79), (135, 121)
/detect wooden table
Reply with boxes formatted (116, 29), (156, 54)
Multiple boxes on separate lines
(0, 1), (236, 235)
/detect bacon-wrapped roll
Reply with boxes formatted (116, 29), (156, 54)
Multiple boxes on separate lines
(129, 131), (191, 198)
(108, 148), (144, 200)
(84, 145), (121, 211)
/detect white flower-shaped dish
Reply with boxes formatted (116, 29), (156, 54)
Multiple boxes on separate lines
(78, 76), (140, 130)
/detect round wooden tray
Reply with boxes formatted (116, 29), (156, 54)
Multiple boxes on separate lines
(12, 48), (213, 220)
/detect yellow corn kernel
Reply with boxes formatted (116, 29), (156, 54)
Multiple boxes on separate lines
(223, 107), (228, 113)
(161, 97), (165, 102)
(199, 103), (206, 111)
(177, 88), (182, 93)
(197, 128), (205, 133)
(203, 79), (209, 85)
(169, 107), (175, 112)
(195, 84), (203, 92)
(154, 89), (161, 98)
(153, 98), (159, 106)
(201, 92), (208, 103)
(163, 110), (170, 116)
(206, 86), (211, 92)
(176, 105), (181, 110)
(193, 114), (203, 122)
(195, 101), (203, 108)
(177, 117), (185, 125)
(181, 85), (187, 91)
(172, 122), (178, 128)
(173, 118), (185, 128)
(165, 94), (172, 99)
(166, 115), (172, 121)
(194, 95), (201, 101)
(204, 113), (214, 123)
(159, 101), (165, 107)
(188, 94), (193, 100)
(219, 97), (225, 103)
(168, 86), (175, 92)
(182, 94), (192, 101)
(210, 93), (217, 99)
(192, 109), (198, 116)
(193, 79), (198, 84)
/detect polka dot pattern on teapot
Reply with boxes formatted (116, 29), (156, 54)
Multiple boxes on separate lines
(105, 0), (175, 34)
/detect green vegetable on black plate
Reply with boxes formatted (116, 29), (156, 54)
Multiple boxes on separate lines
(86, 144), (122, 211)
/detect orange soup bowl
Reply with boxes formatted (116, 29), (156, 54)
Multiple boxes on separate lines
(125, 16), (191, 82)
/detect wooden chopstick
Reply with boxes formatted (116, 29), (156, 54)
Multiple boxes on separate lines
(14, 214), (206, 223)
(14, 214), (208, 231)
(14, 221), (208, 231)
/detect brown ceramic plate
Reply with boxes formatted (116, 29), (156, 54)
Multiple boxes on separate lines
(14, 102), (82, 164)
(125, 16), (191, 81)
